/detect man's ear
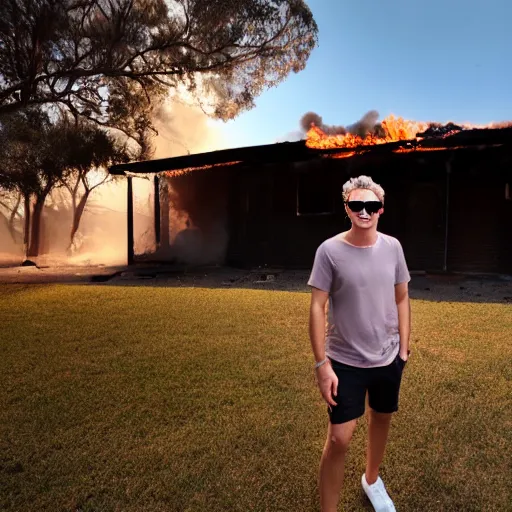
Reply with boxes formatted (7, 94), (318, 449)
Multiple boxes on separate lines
(378, 208), (384, 215)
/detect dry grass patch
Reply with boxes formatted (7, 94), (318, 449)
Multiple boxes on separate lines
(0, 285), (510, 511)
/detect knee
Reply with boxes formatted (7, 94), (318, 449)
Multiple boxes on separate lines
(326, 433), (351, 456)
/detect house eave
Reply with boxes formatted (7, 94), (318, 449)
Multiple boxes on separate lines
(108, 127), (512, 176)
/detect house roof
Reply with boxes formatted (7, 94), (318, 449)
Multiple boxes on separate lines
(109, 126), (512, 176)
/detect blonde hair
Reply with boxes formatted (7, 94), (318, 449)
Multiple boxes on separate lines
(342, 175), (385, 203)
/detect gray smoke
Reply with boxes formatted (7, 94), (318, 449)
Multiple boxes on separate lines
(300, 110), (386, 138)
(300, 112), (346, 135)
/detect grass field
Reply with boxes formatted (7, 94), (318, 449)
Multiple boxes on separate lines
(1, 284), (511, 511)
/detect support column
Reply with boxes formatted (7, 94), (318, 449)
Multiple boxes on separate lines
(443, 158), (452, 272)
(127, 175), (134, 265)
(154, 175), (161, 247)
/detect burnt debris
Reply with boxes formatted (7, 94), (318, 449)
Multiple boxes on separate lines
(418, 122), (464, 138)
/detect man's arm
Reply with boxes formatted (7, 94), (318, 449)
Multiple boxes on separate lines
(395, 281), (411, 361)
(310, 287), (338, 407)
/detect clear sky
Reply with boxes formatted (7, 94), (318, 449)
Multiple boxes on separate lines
(214, 0), (512, 149)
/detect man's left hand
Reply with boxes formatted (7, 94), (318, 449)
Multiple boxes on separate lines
(399, 350), (410, 362)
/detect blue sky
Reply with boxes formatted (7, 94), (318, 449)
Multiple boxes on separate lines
(215, 0), (512, 149)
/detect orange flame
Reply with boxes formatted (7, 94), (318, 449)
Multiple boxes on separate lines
(306, 115), (430, 150)
(164, 160), (242, 177)
(323, 145), (474, 160)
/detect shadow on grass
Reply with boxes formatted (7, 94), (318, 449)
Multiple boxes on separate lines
(0, 264), (511, 304)
(96, 265), (512, 305)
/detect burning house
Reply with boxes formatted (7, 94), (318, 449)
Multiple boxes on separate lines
(109, 114), (512, 275)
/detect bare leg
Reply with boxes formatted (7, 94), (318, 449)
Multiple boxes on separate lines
(319, 419), (358, 512)
(365, 409), (392, 484)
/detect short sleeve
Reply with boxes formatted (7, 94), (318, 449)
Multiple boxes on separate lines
(395, 239), (411, 285)
(307, 244), (334, 292)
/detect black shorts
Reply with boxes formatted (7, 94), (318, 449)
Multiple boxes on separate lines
(328, 353), (406, 424)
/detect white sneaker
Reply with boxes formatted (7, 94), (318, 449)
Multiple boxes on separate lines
(361, 474), (396, 512)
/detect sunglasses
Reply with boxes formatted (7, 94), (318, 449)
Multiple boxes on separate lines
(346, 201), (383, 214)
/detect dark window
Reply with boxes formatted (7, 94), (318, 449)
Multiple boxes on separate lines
(296, 172), (335, 216)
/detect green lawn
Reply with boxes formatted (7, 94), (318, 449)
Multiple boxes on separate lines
(0, 285), (510, 512)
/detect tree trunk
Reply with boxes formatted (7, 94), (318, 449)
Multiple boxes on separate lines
(27, 197), (45, 258)
(69, 191), (89, 248)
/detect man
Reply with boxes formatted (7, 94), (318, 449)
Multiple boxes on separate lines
(308, 175), (411, 512)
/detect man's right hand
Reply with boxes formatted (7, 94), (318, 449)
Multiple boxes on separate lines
(316, 363), (338, 408)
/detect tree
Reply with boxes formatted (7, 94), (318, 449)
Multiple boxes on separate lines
(0, 108), (60, 256)
(0, 0), (318, 142)
(0, 109), (132, 257)
(60, 122), (132, 249)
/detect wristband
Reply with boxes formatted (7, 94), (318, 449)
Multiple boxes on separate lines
(314, 357), (328, 369)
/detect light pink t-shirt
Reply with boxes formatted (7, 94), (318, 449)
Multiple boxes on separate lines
(308, 232), (410, 368)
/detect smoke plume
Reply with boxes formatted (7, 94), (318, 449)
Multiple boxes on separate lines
(300, 110), (386, 138)
(152, 99), (227, 158)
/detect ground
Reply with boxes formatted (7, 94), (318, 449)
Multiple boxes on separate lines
(0, 264), (511, 303)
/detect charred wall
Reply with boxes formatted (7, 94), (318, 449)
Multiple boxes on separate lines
(447, 149), (512, 274)
(226, 147), (512, 273)
(139, 144), (512, 273)
(226, 156), (446, 269)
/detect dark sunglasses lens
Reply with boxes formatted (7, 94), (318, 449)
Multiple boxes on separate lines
(347, 201), (364, 212)
(365, 201), (382, 213)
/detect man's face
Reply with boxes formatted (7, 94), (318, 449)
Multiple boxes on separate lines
(345, 188), (384, 230)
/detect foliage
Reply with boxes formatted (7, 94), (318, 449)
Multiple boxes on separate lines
(0, 0), (318, 141)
